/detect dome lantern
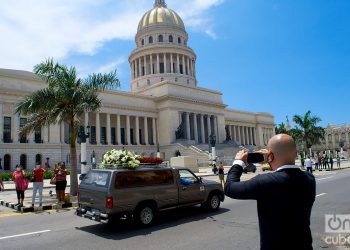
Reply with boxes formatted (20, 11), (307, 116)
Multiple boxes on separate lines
(154, 0), (167, 7)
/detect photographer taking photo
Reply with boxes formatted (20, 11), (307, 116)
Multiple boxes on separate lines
(225, 134), (316, 250)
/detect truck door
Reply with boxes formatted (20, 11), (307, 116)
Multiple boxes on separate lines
(178, 169), (206, 205)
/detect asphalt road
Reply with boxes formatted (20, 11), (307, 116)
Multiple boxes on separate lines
(0, 169), (350, 250)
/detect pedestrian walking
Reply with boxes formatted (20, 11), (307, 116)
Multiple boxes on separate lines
(225, 134), (315, 250)
(314, 155), (318, 170)
(305, 156), (313, 174)
(212, 163), (218, 175)
(12, 165), (29, 206)
(218, 162), (225, 186)
(318, 155), (322, 170)
(337, 154), (341, 168)
(323, 154), (329, 169)
(54, 164), (67, 203)
(32, 164), (44, 207)
(0, 175), (4, 192)
(329, 153), (334, 170)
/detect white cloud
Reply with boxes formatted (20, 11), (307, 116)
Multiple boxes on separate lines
(0, 0), (224, 71)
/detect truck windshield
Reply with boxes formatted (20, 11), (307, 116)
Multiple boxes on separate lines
(82, 171), (111, 187)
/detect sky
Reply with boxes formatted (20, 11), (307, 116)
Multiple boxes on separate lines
(0, 0), (349, 127)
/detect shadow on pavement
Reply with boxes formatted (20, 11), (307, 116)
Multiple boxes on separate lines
(76, 206), (229, 240)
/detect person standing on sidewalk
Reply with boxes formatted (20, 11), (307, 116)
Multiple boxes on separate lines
(318, 155), (322, 170)
(329, 153), (334, 170)
(12, 165), (29, 206)
(218, 162), (225, 186)
(55, 165), (67, 203)
(32, 164), (44, 207)
(0, 174), (4, 192)
(225, 134), (316, 250)
(305, 156), (313, 174)
(337, 154), (341, 168)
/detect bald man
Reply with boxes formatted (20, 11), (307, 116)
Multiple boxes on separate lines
(225, 134), (316, 250)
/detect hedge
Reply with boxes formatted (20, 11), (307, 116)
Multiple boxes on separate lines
(0, 169), (71, 181)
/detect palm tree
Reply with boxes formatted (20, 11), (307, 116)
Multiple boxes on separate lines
(291, 111), (325, 154)
(275, 122), (288, 134)
(16, 58), (120, 195)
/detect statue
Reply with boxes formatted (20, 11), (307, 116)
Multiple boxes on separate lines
(175, 121), (185, 139)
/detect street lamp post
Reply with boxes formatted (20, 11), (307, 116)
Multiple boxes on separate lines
(156, 143), (161, 158)
(78, 126), (90, 174)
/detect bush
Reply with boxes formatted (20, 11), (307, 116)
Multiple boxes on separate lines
(0, 172), (13, 181)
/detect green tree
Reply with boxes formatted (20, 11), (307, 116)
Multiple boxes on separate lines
(275, 122), (288, 134)
(291, 111), (325, 152)
(16, 58), (120, 195)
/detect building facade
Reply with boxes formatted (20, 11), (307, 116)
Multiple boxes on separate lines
(0, 0), (275, 171)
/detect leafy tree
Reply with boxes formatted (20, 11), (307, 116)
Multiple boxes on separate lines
(16, 58), (120, 195)
(275, 122), (288, 134)
(291, 111), (325, 152)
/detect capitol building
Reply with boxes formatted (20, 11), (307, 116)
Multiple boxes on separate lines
(0, 0), (275, 170)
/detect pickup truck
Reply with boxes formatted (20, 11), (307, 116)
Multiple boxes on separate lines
(76, 166), (225, 226)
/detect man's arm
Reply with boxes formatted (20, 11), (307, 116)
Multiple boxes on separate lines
(224, 160), (262, 200)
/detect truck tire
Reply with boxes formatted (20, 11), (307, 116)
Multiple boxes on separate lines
(202, 193), (221, 211)
(134, 204), (157, 226)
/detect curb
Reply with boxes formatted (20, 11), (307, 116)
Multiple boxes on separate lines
(0, 199), (77, 213)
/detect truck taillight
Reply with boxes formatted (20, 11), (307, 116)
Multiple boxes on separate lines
(77, 192), (80, 204)
(106, 196), (113, 209)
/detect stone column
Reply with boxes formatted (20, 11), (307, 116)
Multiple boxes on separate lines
(152, 118), (157, 145)
(150, 54), (153, 74)
(163, 53), (167, 73)
(185, 112), (191, 140)
(187, 56), (190, 75)
(43, 126), (49, 143)
(233, 125), (237, 143)
(249, 127), (253, 145)
(106, 113), (111, 145)
(346, 132), (349, 148)
(0, 104), (3, 142)
(84, 112), (89, 143)
(332, 134), (336, 150)
(12, 115), (19, 143)
(177, 54), (180, 74)
(182, 55), (185, 74)
(135, 116), (140, 145)
(96, 113), (100, 144)
(144, 56), (148, 75)
(193, 114), (198, 143)
(200, 114), (205, 144)
(60, 122), (65, 143)
(138, 58), (141, 77)
(207, 115), (212, 137)
(253, 128), (257, 145)
(144, 117), (149, 145)
(116, 114), (121, 145)
(170, 53), (174, 73)
(157, 54), (160, 74)
(126, 115), (130, 145)
(213, 116), (219, 138)
(238, 126), (242, 145)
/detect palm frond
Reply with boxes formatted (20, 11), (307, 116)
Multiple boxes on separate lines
(84, 70), (120, 91)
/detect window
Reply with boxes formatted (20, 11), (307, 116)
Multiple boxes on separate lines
(169, 35), (173, 43)
(35, 154), (42, 165)
(82, 171), (111, 187)
(77, 126), (84, 144)
(121, 128), (125, 145)
(90, 126), (96, 144)
(3, 117), (12, 143)
(178, 37), (181, 44)
(101, 127), (106, 145)
(149, 36), (153, 44)
(20, 154), (27, 170)
(35, 127), (42, 143)
(130, 128), (134, 145)
(19, 118), (27, 143)
(160, 62), (165, 73)
(179, 169), (199, 185)
(4, 154), (11, 171)
(111, 128), (116, 145)
(115, 170), (174, 188)
(180, 64), (183, 74)
(158, 35), (163, 43)
(141, 39), (145, 46)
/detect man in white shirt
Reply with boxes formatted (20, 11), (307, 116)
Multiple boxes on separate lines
(304, 156), (313, 173)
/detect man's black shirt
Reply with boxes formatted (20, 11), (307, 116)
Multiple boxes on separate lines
(225, 164), (316, 250)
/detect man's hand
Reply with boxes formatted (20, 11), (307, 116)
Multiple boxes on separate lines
(235, 150), (249, 164)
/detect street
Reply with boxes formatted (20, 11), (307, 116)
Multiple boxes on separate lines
(0, 169), (350, 250)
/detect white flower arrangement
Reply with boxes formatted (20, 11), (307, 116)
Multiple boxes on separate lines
(101, 149), (141, 169)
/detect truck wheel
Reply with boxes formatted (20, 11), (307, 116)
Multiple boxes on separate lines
(135, 204), (156, 226)
(203, 193), (221, 211)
